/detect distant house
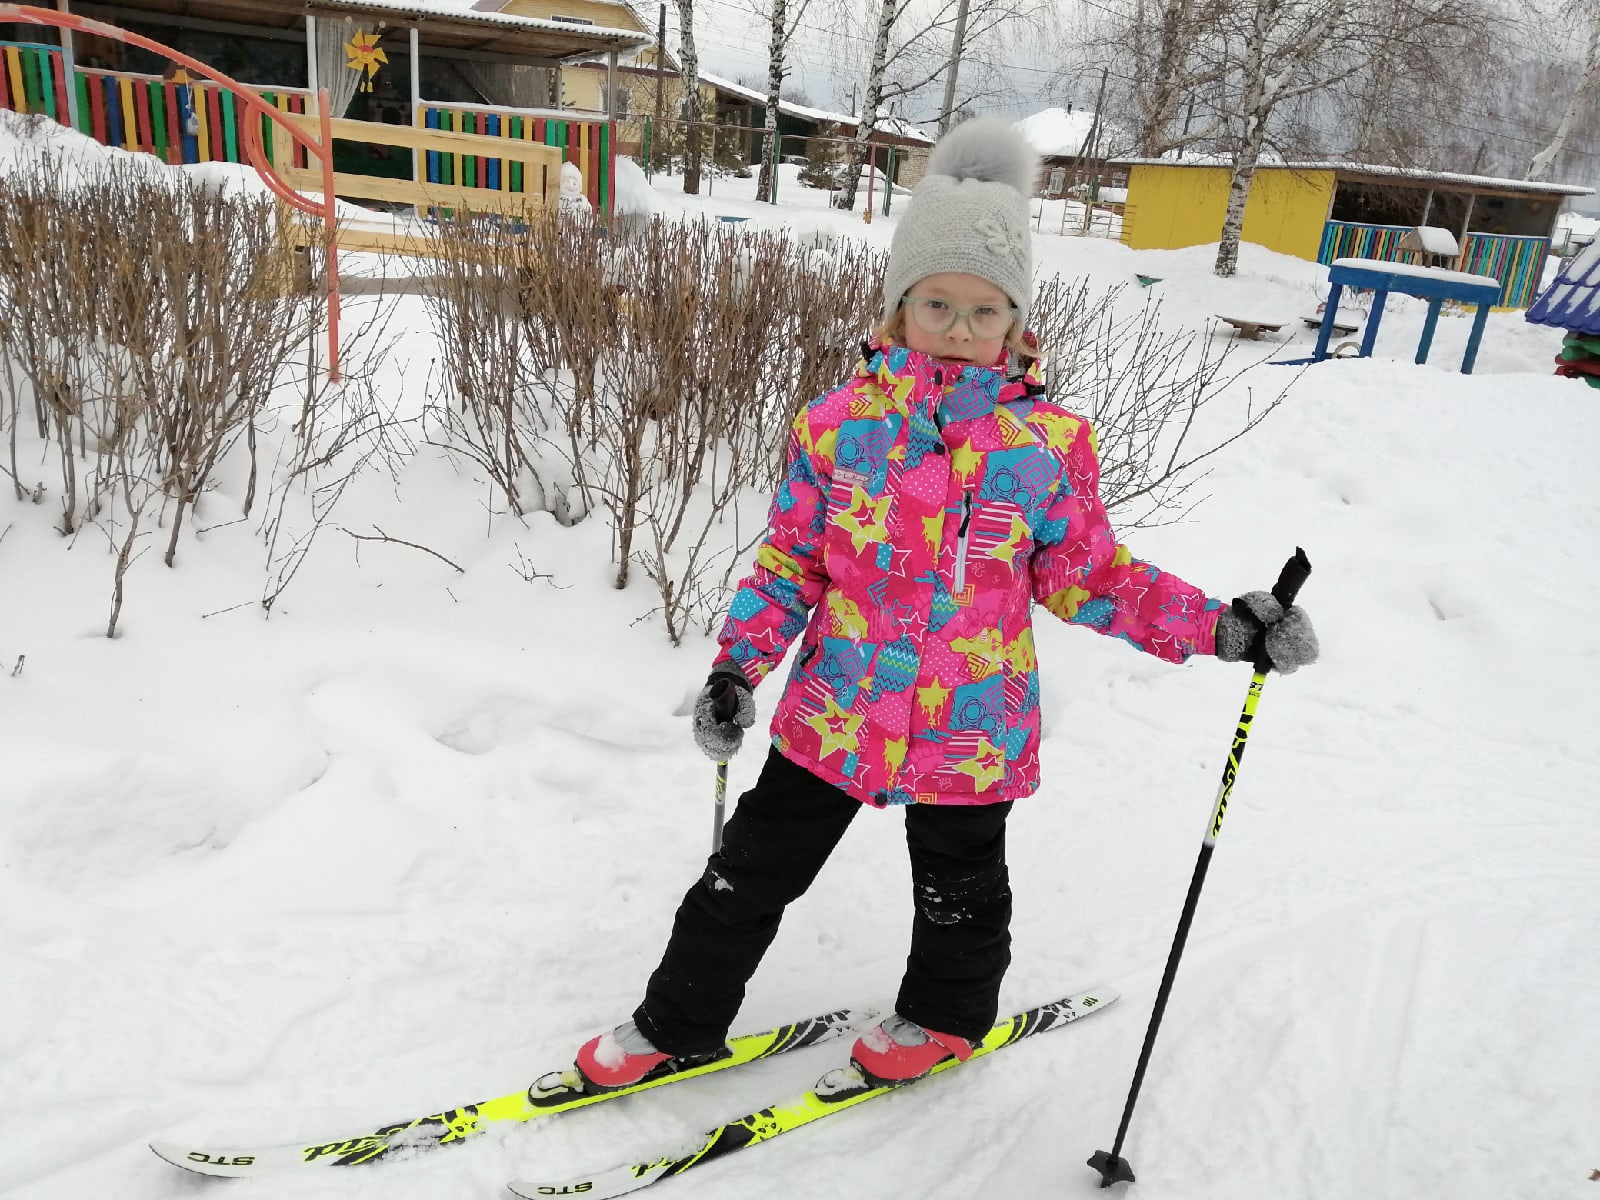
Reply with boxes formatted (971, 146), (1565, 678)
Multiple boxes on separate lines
(695, 72), (932, 181)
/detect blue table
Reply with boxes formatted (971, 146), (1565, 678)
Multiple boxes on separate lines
(1313, 258), (1502, 375)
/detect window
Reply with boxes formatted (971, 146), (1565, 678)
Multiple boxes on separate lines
(602, 83), (632, 117)
(551, 14), (595, 23)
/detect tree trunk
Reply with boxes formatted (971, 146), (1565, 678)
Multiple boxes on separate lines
(1136, 0), (1194, 157)
(836, 0), (897, 212)
(676, 0), (705, 194)
(1214, 0), (1271, 278)
(1214, 111), (1270, 277)
(758, 0), (787, 203)
(1528, 15), (1600, 181)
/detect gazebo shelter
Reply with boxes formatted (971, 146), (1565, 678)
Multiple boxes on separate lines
(0, 0), (651, 212)
(1113, 159), (1594, 308)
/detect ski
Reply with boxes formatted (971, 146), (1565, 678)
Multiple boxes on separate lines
(149, 1006), (872, 1178)
(507, 986), (1118, 1200)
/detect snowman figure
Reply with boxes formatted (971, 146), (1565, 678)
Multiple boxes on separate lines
(557, 162), (594, 226)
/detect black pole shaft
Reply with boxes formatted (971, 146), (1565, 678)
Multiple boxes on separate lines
(1089, 549), (1310, 1189)
(1107, 841), (1215, 1160)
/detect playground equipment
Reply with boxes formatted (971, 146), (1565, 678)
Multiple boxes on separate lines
(1, 4), (344, 377)
(1308, 257), (1502, 374)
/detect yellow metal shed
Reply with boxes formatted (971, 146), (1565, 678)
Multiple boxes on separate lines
(1121, 163), (1336, 260)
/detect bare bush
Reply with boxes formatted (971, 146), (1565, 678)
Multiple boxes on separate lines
(1031, 275), (1290, 525)
(422, 213), (541, 517)
(0, 151), (324, 634)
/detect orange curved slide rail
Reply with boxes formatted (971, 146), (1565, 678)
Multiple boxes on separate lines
(0, 5), (343, 379)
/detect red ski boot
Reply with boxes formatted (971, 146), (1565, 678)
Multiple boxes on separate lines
(850, 1013), (975, 1084)
(574, 1020), (672, 1089)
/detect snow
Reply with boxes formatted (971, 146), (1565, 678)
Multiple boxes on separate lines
(696, 72), (934, 145)
(1409, 225), (1460, 257)
(1017, 107), (1130, 159)
(3, 123), (1599, 1200)
(1331, 256), (1503, 290)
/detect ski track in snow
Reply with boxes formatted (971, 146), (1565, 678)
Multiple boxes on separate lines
(2, 129), (1598, 1200)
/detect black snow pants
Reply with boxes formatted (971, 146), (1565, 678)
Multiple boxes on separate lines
(633, 746), (1014, 1056)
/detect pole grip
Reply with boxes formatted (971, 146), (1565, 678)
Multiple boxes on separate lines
(710, 676), (740, 723)
(1253, 548), (1311, 677)
(1270, 547), (1312, 610)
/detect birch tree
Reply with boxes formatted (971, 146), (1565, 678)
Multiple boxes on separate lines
(676, 0), (706, 194)
(833, 0), (1037, 212)
(1528, 2), (1600, 181)
(1207, 0), (1485, 277)
(1124, 0), (1229, 157)
(758, 0), (816, 203)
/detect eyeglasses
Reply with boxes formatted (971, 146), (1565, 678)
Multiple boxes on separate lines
(901, 295), (1018, 339)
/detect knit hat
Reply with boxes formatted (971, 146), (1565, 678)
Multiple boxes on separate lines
(882, 116), (1039, 328)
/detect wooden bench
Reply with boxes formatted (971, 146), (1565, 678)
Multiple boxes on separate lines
(1217, 316), (1285, 340)
(1302, 314), (1360, 335)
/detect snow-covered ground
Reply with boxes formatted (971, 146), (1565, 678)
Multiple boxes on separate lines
(3, 123), (1599, 1200)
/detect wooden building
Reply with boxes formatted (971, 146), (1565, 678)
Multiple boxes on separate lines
(1114, 159), (1594, 308)
(1, 0), (651, 211)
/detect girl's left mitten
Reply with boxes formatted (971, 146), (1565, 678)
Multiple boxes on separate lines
(693, 669), (756, 762)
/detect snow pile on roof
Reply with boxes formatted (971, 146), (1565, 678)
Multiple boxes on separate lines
(334, 0), (652, 43)
(697, 72), (933, 144)
(1411, 226), (1460, 257)
(1116, 155), (1593, 197)
(1016, 107), (1128, 158)
(1526, 237), (1600, 334)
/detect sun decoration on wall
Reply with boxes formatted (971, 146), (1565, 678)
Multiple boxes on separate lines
(344, 30), (387, 92)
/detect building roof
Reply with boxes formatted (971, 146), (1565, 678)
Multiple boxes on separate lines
(1109, 156), (1593, 198)
(306, 0), (654, 57)
(1016, 107), (1130, 159)
(697, 71), (933, 145)
(1527, 239), (1600, 334)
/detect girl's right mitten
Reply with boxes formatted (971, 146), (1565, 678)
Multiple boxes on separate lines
(692, 669), (756, 762)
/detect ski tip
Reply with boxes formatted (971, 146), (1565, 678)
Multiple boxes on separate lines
(149, 1139), (263, 1177)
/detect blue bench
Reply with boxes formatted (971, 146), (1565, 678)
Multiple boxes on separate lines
(1309, 258), (1501, 374)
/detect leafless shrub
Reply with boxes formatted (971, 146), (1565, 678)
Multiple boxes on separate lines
(259, 304), (412, 614)
(417, 213), (1286, 641)
(0, 150), (332, 634)
(1031, 275), (1290, 526)
(422, 213), (541, 516)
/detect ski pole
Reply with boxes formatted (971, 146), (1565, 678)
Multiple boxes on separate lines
(708, 677), (741, 853)
(1089, 547), (1312, 1189)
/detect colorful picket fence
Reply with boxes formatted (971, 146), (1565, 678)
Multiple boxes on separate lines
(77, 70), (311, 169)
(1317, 219), (1548, 309)
(1458, 233), (1548, 310)
(1, 42), (613, 213)
(423, 104), (612, 216)
(1, 41), (69, 119)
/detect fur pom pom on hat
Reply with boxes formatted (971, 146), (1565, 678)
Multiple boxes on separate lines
(883, 116), (1039, 327)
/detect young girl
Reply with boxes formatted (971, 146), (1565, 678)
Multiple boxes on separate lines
(576, 118), (1318, 1087)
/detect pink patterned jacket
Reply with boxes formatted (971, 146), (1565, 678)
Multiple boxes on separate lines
(713, 343), (1222, 806)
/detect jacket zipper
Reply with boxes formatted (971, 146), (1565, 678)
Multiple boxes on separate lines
(954, 489), (973, 593)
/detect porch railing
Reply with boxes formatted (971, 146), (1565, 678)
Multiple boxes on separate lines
(422, 100), (613, 216)
(1, 41), (615, 214)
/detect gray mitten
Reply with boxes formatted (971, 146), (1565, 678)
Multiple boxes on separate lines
(1214, 590), (1320, 674)
(692, 669), (756, 762)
